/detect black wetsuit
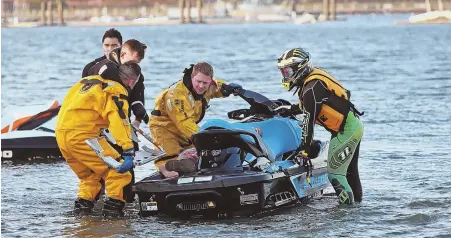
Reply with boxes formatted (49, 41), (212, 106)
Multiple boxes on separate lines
(298, 80), (330, 155)
(82, 53), (148, 127)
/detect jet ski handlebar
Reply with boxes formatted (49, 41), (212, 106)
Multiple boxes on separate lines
(227, 88), (300, 120)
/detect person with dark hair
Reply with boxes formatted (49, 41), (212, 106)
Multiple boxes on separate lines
(56, 62), (142, 217)
(82, 28), (122, 78)
(102, 28), (123, 56)
(149, 62), (242, 178)
(276, 48), (364, 205)
(102, 28), (123, 50)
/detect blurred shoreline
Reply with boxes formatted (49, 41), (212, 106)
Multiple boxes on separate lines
(3, 14), (451, 28)
(1, 17), (288, 28)
(3, 1), (450, 28)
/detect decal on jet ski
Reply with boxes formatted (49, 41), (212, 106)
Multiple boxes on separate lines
(254, 157), (272, 172)
(141, 201), (158, 211)
(1, 150), (13, 158)
(290, 173), (328, 197)
(194, 176), (213, 182)
(240, 193), (259, 205)
(253, 127), (262, 136)
(177, 177), (193, 184)
(211, 150), (221, 157)
(177, 176), (213, 184)
(201, 149), (221, 157)
(306, 174), (328, 187)
(1, 100), (60, 134)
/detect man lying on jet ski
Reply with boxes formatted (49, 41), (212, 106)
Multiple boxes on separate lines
(56, 62), (141, 216)
(148, 62), (242, 178)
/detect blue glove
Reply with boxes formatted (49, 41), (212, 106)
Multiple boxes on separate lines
(221, 83), (242, 97)
(116, 149), (135, 174)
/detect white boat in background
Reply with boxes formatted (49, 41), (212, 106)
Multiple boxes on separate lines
(1, 100), (153, 161)
(408, 10), (451, 23)
(294, 13), (317, 24)
(1, 100), (62, 159)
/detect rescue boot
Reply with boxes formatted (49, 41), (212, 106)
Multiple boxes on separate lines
(102, 197), (125, 217)
(165, 159), (196, 173)
(330, 178), (354, 205)
(74, 198), (94, 214)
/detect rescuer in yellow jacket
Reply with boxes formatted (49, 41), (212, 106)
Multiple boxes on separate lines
(56, 61), (141, 216)
(149, 62), (242, 178)
(277, 48), (364, 205)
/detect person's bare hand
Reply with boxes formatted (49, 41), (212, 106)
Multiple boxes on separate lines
(132, 120), (140, 128)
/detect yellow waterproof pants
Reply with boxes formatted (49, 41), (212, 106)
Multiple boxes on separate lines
(150, 126), (193, 168)
(56, 130), (132, 202)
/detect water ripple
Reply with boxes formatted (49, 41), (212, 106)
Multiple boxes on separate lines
(2, 13), (451, 237)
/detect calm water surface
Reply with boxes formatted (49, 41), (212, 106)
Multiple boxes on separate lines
(2, 14), (451, 237)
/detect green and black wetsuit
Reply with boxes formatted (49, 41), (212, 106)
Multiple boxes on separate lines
(298, 68), (364, 204)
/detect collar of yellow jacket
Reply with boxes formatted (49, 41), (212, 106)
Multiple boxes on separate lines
(80, 75), (129, 97)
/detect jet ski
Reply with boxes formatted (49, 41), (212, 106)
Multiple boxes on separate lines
(1, 100), (62, 160)
(133, 88), (329, 218)
(1, 100), (156, 161)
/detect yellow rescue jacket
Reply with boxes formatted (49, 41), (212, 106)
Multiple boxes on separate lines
(56, 75), (133, 151)
(302, 68), (358, 132)
(149, 79), (227, 143)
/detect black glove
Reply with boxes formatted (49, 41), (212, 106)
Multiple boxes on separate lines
(131, 103), (149, 124)
(99, 62), (120, 81)
(307, 140), (322, 159)
(276, 104), (303, 117)
(221, 83), (242, 97)
(277, 106), (293, 117)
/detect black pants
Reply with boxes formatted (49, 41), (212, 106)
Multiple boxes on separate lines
(346, 142), (362, 202)
(112, 141), (137, 203)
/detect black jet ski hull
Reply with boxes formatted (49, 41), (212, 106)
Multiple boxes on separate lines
(133, 167), (328, 218)
(2, 136), (58, 149)
(1, 136), (61, 160)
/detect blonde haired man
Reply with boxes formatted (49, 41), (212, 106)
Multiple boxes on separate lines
(149, 62), (242, 178)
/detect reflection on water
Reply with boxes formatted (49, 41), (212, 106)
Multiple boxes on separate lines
(62, 215), (132, 238)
